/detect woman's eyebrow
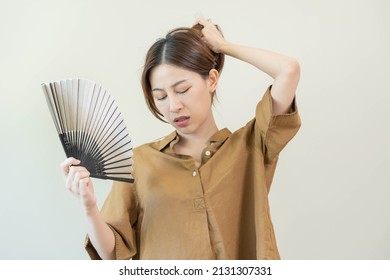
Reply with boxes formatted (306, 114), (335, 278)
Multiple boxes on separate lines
(152, 79), (188, 92)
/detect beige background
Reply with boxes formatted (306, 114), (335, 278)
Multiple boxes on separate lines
(0, 0), (389, 259)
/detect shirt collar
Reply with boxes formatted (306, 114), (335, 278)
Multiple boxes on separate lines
(208, 128), (231, 145)
(154, 128), (232, 152)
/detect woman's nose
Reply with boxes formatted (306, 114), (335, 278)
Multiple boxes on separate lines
(169, 95), (183, 112)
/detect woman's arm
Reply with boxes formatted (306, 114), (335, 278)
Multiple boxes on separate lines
(82, 201), (116, 260)
(197, 18), (300, 115)
(61, 157), (116, 260)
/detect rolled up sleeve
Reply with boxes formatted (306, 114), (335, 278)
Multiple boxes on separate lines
(255, 85), (301, 163)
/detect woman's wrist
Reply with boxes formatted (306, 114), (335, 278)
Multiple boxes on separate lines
(83, 203), (99, 217)
(216, 40), (233, 54)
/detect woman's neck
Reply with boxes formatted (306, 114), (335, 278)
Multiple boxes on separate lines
(178, 127), (217, 149)
(174, 115), (218, 166)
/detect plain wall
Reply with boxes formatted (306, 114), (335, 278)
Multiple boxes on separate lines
(0, 0), (389, 259)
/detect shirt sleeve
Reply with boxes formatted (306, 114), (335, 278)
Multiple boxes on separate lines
(255, 85), (301, 163)
(84, 180), (139, 260)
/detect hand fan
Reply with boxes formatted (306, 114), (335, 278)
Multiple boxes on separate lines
(42, 78), (134, 183)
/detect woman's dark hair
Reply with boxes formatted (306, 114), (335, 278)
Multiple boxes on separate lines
(141, 23), (225, 122)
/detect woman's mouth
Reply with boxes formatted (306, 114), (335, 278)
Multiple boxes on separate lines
(173, 116), (190, 127)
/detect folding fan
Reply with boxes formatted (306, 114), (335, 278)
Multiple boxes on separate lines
(42, 78), (134, 183)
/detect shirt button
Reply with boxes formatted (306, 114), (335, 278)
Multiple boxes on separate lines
(205, 150), (211, 156)
(192, 171), (197, 177)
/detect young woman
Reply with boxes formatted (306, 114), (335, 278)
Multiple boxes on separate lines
(61, 17), (301, 260)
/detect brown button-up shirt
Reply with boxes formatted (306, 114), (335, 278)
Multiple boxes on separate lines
(85, 86), (301, 259)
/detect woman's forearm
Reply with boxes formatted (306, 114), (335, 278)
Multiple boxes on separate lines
(219, 43), (299, 79)
(84, 206), (116, 260)
(219, 42), (300, 115)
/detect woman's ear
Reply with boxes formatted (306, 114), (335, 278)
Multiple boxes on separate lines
(207, 69), (219, 93)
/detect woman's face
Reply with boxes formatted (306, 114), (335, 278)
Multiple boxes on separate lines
(150, 64), (218, 135)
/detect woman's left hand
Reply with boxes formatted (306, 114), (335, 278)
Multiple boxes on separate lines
(196, 17), (229, 53)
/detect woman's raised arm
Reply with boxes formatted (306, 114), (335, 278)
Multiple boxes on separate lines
(197, 17), (300, 115)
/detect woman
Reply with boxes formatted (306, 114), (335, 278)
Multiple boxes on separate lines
(61, 17), (301, 260)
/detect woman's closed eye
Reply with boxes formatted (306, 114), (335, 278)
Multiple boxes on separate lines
(153, 86), (190, 101)
(156, 95), (167, 101)
(176, 87), (190, 94)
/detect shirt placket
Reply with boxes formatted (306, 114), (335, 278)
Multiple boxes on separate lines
(190, 162), (206, 212)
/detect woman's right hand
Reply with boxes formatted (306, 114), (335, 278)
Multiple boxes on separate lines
(61, 157), (97, 213)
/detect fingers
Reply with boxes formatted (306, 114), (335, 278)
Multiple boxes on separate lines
(79, 177), (94, 198)
(79, 177), (97, 211)
(60, 157), (81, 176)
(61, 157), (96, 210)
(195, 17), (215, 30)
(193, 17), (225, 53)
(66, 166), (90, 196)
(196, 16), (210, 26)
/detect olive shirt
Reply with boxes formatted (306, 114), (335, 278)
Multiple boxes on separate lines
(85, 86), (301, 260)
